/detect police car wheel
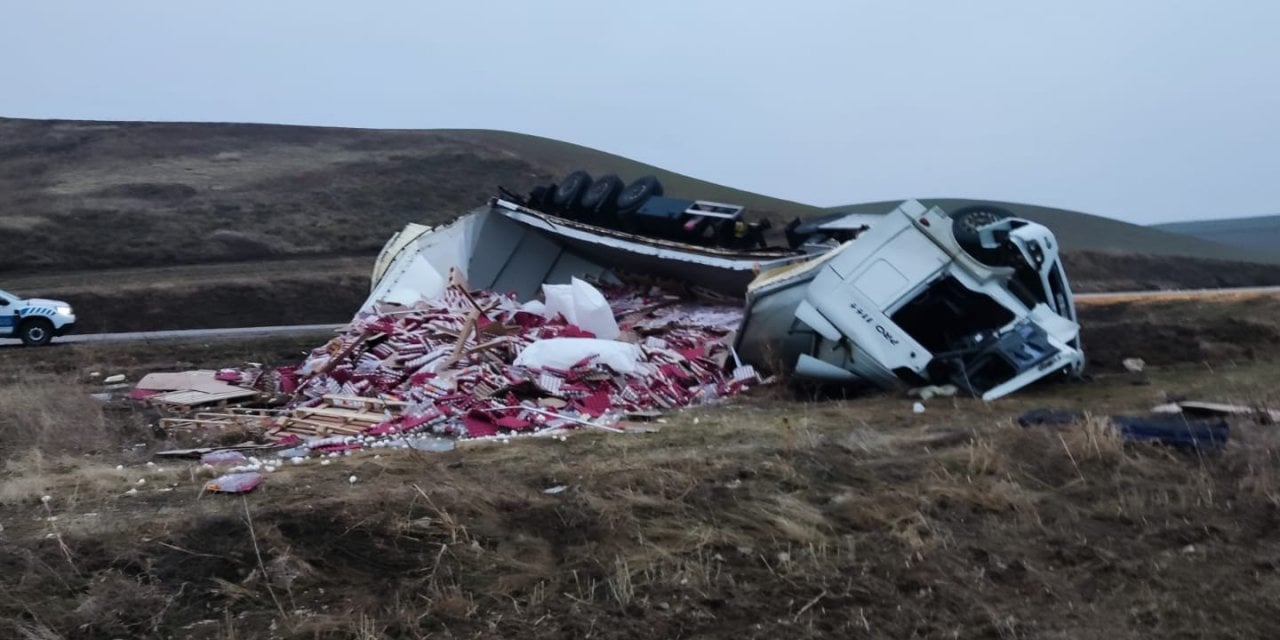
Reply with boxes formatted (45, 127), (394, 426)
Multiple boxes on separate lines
(19, 319), (54, 347)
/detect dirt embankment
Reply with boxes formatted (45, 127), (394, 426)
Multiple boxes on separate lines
(1065, 252), (1280, 292)
(66, 276), (368, 333)
(8, 254), (1280, 335)
(1077, 295), (1280, 371)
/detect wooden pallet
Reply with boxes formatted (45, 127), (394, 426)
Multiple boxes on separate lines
(160, 409), (278, 432)
(148, 388), (262, 414)
(273, 395), (405, 437)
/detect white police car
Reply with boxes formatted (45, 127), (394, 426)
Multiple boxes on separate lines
(0, 288), (77, 346)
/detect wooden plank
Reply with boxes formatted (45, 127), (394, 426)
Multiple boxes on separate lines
(228, 407), (289, 415)
(1175, 401), (1280, 422)
(292, 406), (387, 423)
(278, 416), (364, 436)
(149, 388), (259, 407)
(322, 394), (409, 408)
(161, 415), (269, 430)
(309, 331), (370, 380)
(154, 441), (283, 458)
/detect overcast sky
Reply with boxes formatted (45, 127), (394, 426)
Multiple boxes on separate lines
(2, 2), (1276, 224)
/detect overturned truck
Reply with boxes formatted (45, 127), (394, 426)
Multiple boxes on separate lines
(365, 174), (1083, 400)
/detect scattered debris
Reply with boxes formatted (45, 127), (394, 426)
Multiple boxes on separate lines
(543, 485), (568, 495)
(274, 279), (758, 446)
(1019, 408), (1229, 451)
(909, 384), (959, 400)
(154, 441), (286, 459)
(1122, 358), (1146, 373)
(200, 451), (248, 466)
(132, 369), (264, 411)
(404, 436), (455, 452)
(1112, 416), (1229, 451)
(1153, 400), (1280, 423)
(204, 472), (264, 494)
(103, 374), (126, 384)
(911, 402), (926, 414)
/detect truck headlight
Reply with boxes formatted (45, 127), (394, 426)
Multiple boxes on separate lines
(56, 305), (72, 316)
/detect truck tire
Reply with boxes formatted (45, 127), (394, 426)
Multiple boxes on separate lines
(615, 175), (664, 214)
(552, 170), (593, 216)
(951, 206), (1012, 249)
(579, 174), (625, 220)
(951, 205), (1015, 264)
(19, 318), (54, 347)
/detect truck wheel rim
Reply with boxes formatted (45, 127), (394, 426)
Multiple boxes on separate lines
(962, 211), (999, 233)
(27, 327), (45, 341)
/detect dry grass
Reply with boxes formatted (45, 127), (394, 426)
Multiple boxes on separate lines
(0, 383), (112, 459)
(4, 331), (1280, 637)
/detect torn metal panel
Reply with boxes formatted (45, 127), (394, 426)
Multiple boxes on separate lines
(366, 212), (483, 308)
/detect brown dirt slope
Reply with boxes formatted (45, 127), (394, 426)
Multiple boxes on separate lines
(1078, 294), (1280, 371)
(1064, 251), (1280, 292)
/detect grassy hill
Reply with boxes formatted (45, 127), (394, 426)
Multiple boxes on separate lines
(826, 199), (1280, 265)
(1152, 214), (1280, 253)
(0, 117), (822, 273)
(4, 116), (1280, 331)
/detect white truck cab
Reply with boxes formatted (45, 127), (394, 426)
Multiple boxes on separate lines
(739, 200), (1084, 400)
(0, 289), (77, 346)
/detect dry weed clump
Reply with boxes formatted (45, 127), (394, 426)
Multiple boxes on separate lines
(0, 383), (111, 460)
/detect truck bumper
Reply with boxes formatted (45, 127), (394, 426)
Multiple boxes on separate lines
(55, 321), (76, 337)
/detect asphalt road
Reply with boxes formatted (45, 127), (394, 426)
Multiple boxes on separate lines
(2, 286), (1277, 347)
(0, 323), (342, 347)
(1074, 285), (1280, 302)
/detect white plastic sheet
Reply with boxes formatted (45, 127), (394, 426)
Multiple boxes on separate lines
(514, 338), (642, 374)
(541, 278), (620, 339)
